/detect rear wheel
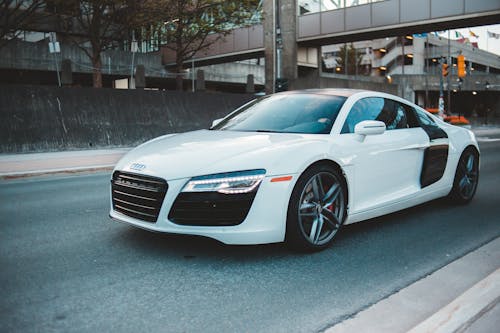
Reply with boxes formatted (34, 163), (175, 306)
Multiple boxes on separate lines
(286, 164), (347, 251)
(449, 147), (479, 204)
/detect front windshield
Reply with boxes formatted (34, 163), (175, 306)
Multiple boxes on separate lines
(212, 93), (347, 134)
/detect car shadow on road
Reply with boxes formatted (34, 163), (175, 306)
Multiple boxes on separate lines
(111, 197), (456, 261)
(339, 197), (451, 238)
(112, 226), (291, 261)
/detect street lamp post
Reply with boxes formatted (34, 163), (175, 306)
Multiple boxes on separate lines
(130, 31), (138, 89)
(457, 78), (463, 119)
(447, 30), (451, 114)
(438, 57), (445, 117)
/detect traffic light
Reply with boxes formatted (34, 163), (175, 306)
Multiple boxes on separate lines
(457, 54), (466, 78)
(441, 62), (449, 77)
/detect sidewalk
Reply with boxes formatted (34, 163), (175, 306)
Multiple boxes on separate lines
(0, 148), (129, 179)
(326, 237), (500, 333)
(1, 126), (499, 180)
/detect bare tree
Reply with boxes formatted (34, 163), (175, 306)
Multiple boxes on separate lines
(51, 0), (137, 88)
(140, 0), (260, 90)
(0, 0), (46, 49)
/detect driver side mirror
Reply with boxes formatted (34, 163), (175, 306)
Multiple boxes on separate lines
(354, 120), (386, 138)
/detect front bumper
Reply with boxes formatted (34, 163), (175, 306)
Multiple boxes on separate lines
(109, 174), (297, 245)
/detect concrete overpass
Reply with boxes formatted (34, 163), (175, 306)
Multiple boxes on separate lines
(296, 0), (500, 46)
(162, 25), (265, 68)
(162, 0), (500, 92)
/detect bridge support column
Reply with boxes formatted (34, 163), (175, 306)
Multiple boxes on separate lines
(196, 70), (206, 91)
(246, 74), (255, 93)
(135, 65), (145, 89)
(61, 59), (73, 86)
(264, 0), (297, 94)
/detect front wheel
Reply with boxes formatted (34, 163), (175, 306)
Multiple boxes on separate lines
(286, 164), (347, 252)
(448, 147), (479, 204)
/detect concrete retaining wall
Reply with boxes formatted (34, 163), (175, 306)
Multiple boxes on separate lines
(0, 85), (253, 153)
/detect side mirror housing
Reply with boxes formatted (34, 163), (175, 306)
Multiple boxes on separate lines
(354, 120), (386, 137)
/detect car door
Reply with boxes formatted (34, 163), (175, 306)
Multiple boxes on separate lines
(336, 97), (429, 214)
(411, 106), (450, 188)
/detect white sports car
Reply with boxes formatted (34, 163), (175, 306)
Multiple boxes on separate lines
(110, 89), (479, 251)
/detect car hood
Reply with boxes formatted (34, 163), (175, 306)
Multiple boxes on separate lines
(115, 130), (326, 180)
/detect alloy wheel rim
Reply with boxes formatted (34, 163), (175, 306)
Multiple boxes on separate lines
(458, 153), (478, 199)
(298, 172), (345, 245)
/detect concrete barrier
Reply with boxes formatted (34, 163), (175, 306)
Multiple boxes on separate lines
(0, 85), (253, 153)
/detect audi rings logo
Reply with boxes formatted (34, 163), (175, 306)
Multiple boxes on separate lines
(130, 163), (146, 171)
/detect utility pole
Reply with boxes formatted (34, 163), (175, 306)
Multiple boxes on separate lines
(425, 35), (429, 108)
(192, 58), (195, 92)
(439, 57), (448, 117)
(401, 36), (405, 99)
(275, 0), (283, 91)
(130, 31), (138, 89)
(447, 30), (451, 114)
(48, 32), (61, 87)
(271, 0), (276, 93)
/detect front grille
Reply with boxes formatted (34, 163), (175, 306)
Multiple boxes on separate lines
(168, 192), (257, 226)
(111, 171), (167, 223)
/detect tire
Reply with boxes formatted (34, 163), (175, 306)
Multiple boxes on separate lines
(448, 147), (479, 204)
(286, 164), (347, 252)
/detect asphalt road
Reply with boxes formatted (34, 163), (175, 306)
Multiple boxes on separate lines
(1, 141), (499, 333)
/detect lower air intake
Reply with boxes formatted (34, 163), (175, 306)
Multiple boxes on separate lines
(168, 192), (257, 226)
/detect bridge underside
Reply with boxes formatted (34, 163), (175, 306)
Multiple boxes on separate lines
(297, 12), (500, 47)
(163, 3), (500, 68)
(161, 0), (500, 97)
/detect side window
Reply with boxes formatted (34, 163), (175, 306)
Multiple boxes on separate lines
(413, 107), (448, 140)
(415, 108), (436, 126)
(341, 97), (409, 133)
(390, 102), (409, 130)
(400, 103), (420, 128)
(341, 97), (383, 133)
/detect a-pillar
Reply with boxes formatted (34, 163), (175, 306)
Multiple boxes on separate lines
(263, 0), (297, 94)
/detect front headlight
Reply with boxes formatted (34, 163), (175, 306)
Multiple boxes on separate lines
(182, 169), (266, 194)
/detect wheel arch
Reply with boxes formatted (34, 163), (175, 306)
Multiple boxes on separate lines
(285, 158), (350, 251)
(463, 144), (480, 157)
(298, 159), (350, 210)
(448, 144), (480, 204)
(454, 144), (480, 171)
(459, 144), (481, 172)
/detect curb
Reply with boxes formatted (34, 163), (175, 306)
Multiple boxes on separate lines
(407, 268), (500, 333)
(0, 165), (114, 180)
(324, 237), (500, 333)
